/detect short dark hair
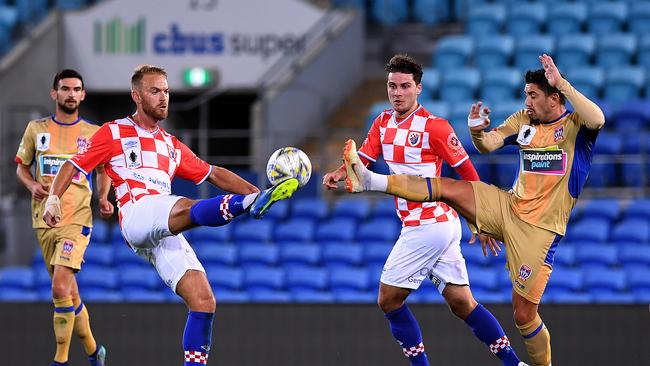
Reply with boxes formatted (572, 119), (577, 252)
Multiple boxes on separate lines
(525, 69), (565, 105)
(385, 54), (423, 84)
(52, 69), (84, 90)
(131, 64), (167, 88)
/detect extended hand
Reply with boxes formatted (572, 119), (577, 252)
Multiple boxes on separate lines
(99, 198), (115, 218)
(322, 166), (346, 190)
(43, 195), (62, 227)
(468, 101), (491, 132)
(469, 232), (502, 257)
(539, 54), (561, 87)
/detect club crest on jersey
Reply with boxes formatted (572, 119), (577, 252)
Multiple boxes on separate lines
(554, 126), (565, 142)
(62, 240), (74, 255)
(122, 139), (143, 169)
(408, 131), (422, 146)
(518, 264), (532, 282)
(36, 133), (51, 151)
(516, 125), (537, 146)
(76, 137), (89, 154)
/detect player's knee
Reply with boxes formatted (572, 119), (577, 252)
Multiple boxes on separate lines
(194, 289), (216, 312)
(377, 293), (403, 313)
(513, 306), (536, 326)
(446, 294), (476, 319)
(51, 282), (71, 299)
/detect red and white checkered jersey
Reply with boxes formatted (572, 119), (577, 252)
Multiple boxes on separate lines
(358, 105), (469, 226)
(69, 116), (211, 211)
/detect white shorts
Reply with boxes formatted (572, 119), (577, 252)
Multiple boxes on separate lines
(380, 218), (469, 293)
(120, 195), (205, 293)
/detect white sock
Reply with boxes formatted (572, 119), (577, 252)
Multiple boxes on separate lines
(242, 193), (259, 209)
(368, 171), (388, 192)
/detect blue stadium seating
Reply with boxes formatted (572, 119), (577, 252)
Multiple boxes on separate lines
(546, 291), (592, 304)
(588, 2), (628, 37)
(330, 266), (370, 291)
(547, 2), (587, 37)
(371, 0), (409, 26)
(239, 243), (279, 266)
(274, 219), (315, 243)
(286, 265), (328, 291)
(0, 266), (34, 290)
(466, 4), (506, 36)
(264, 200), (290, 221)
(90, 220), (110, 244)
(467, 267), (498, 291)
(480, 67), (521, 103)
(413, 0), (445, 27)
(620, 246), (650, 269)
(280, 243), (321, 266)
(515, 35), (554, 71)
(565, 66), (604, 101)
(420, 101), (449, 120)
(596, 33), (637, 69)
(212, 289), (249, 303)
(638, 34), (650, 70)
(581, 199), (622, 221)
(610, 219), (650, 243)
(506, 3), (547, 35)
(614, 101), (650, 132)
(82, 289), (123, 303)
(623, 199), (650, 220)
(16, 0), (48, 23)
(556, 34), (596, 71)
(487, 99), (522, 124)
(194, 243), (238, 266)
(206, 265), (243, 290)
(83, 244), (113, 268)
(439, 68), (480, 102)
(190, 225), (231, 242)
(474, 35), (514, 71)
(330, 198), (371, 222)
(77, 268), (117, 291)
(316, 218), (357, 242)
(123, 290), (166, 303)
(603, 67), (645, 103)
(595, 131), (623, 155)
(364, 241), (394, 266)
(119, 267), (161, 291)
(356, 218), (400, 242)
(575, 244), (618, 267)
(629, 2), (650, 36)
(291, 290), (335, 303)
(0, 289), (40, 302)
(493, 160), (519, 188)
(322, 243), (364, 266)
(553, 245), (576, 267)
(113, 244), (150, 269)
(55, 0), (87, 10)
(420, 69), (441, 99)
(244, 265), (285, 291)
(291, 198), (329, 221)
(566, 218), (611, 243)
(583, 268), (626, 292)
(248, 290), (291, 303)
(333, 289), (375, 303)
(434, 35), (474, 71)
(626, 268), (650, 290)
(232, 220), (273, 242)
(462, 245), (490, 266)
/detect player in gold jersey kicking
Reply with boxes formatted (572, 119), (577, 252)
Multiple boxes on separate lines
(341, 55), (604, 366)
(16, 69), (111, 366)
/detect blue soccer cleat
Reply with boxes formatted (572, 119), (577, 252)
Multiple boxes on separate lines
(250, 178), (299, 219)
(90, 344), (106, 366)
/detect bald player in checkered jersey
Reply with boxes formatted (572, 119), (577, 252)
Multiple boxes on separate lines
(43, 65), (299, 366)
(15, 69), (109, 366)
(324, 54), (527, 366)
(341, 54), (605, 366)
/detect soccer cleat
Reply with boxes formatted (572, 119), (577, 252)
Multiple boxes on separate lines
(250, 178), (299, 219)
(343, 139), (368, 193)
(92, 344), (106, 366)
(518, 363), (529, 366)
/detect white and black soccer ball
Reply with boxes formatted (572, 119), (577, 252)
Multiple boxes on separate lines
(266, 147), (312, 187)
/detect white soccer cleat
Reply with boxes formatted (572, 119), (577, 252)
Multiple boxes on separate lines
(518, 362), (529, 366)
(343, 139), (369, 193)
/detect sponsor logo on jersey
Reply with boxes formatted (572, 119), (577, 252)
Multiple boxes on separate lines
(37, 133), (51, 151)
(62, 240), (74, 255)
(553, 126), (565, 142)
(520, 149), (567, 175)
(122, 139), (143, 169)
(518, 264), (532, 282)
(40, 155), (82, 180)
(408, 131), (422, 146)
(516, 125), (537, 146)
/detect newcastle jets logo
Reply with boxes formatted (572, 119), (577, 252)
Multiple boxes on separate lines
(516, 125), (537, 146)
(36, 133), (51, 151)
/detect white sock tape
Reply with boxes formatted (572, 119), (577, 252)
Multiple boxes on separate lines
(468, 117), (486, 128)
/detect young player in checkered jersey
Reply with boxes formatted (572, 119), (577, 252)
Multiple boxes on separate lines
(323, 54), (527, 366)
(15, 69), (108, 366)
(43, 65), (299, 366)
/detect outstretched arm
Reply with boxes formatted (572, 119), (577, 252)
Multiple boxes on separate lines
(43, 161), (78, 227)
(96, 164), (114, 218)
(206, 166), (260, 195)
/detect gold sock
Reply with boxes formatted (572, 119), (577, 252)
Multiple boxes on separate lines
(387, 175), (441, 202)
(517, 313), (551, 366)
(73, 299), (97, 355)
(53, 297), (75, 363)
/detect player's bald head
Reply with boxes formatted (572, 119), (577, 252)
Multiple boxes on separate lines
(131, 64), (167, 90)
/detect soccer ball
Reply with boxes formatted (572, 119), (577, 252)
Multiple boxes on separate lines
(266, 147), (312, 187)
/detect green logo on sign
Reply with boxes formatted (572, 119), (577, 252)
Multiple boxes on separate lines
(94, 17), (146, 54)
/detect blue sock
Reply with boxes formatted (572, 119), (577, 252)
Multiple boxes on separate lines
(88, 345), (99, 366)
(385, 305), (429, 366)
(189, 194), (246, 227)
(53, 362), (68, 366)
(465, 303), (521, 366)
(183, 311), (215, 366)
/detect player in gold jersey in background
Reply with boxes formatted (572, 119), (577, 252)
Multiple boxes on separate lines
(15, 69), (112, 366)
(341, 55), (604, 366)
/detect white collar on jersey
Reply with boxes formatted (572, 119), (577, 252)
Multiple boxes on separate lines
(392, 104), (422, 126)
(126, 114), (161, 135)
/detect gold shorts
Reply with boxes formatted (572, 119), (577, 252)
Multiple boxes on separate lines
(35, 224), (91, 275)
(470, 181), (561, 304)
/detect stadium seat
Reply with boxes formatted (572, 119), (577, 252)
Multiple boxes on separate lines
(212, 289), (249, 303)
(248, 290), (291, 303)
(565, 218), (611, 243)
(480, 69), (522, 104)
(620, 162), (645, 188)
(467, 267), (498, 291)
(420, 101), (449, 120)
(322, 242), (364, 266)
(461, 244), (490, 266)
(592, 292), (636, 304)
(488, 99), (523, 126)
(586, 161), (617, 188)
(263, 200), (290, 221)
(82, 289), (123, 303)
(244, 265), (285, 291)
(77, 268), (117, 291)
(493, 160), (519, 189)
(0, 266), (34, 290)
(471, 290), (509, 304)
(189, 225), (231, 242)
(274, 219), (315, 243)
(239, 243), (279, 266)
(623, 199), (650, 220)
(638, 34), (650, 70)
(333, 289), (376, 304)
(285, 265), (328, 291)
(439, 68), (480, 102)
(194, 243), (238, 265)
(506, 3), (547, 35)
(206, 265), (243, 290)
(546, 291), (592, 304)
(16, 0), (48, 23)
(580, 199), (621, 222)
(83, 244), (113, 268)
(596, 33), (637, 69)
(329, 266), (370, 291)
(330, 198), (371, 222)
(119, 267), (162, 291)
(291, 198), (329, 221)
(553, 245), (576, 267)
(555, 34), (596, 71)
(123, 289), (166, 303)
(629, 2), (650, 36)
(514, 35), (555, 71)
(603, 67), (645, 103)
(620, 246), (650, 269)
(90, 220), (110, 244)
(583, 268), (626, 292)
(588, 2), (628, 37)
(434, 35), (474, 71)
(356, 218), (400, 242)
(626, 268), (650, 290)
(232, 220), (273, 242)
(315, 218), (357, 242)
(0, 289), (40, 302)
(280, 243), (321, 265)
(34, 268), (51, 292)
(291, 290), (335, 304)
(364, 241), (394, 266)
(466, 4), (506, 36)
(614, 100), (650, 132)
(547, 2), (587, 37)
(594, 131), (623, 155)
(610, 219), (650, 244)
(474, 35), (514, 71)
(370, 0), (409, 26)
(565, 67), (604, 101)
(412, 0), (445, 26)
(112, 244), (151, 269)
(420, 69), (441, 99)
(575, 244), (618, 267)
